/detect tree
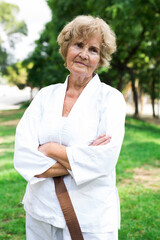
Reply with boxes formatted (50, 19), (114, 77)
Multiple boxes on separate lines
(138, 57), (160, 118)
(0, 45), (8, 74)
(23, 21), (67, 89)
(0, 1), (27, 73)
(25, 0), (160, 117)
(7, 61), (28, 89)
(94, 0), (160, 116)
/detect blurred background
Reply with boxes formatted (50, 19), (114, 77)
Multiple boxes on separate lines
(0, 0), (160, 119)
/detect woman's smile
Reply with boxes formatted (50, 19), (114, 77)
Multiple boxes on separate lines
(74, 60), (88, 67)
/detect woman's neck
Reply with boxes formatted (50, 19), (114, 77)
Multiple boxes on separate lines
(68, 73), (93, 92)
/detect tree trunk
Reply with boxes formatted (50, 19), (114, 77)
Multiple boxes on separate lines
(117, 75), (123, 92)
(151, 79), (157, 118)
(30, 87), (33, 101)
(139, 89), (143, 114)
(151, 97), (156, 118)
(131, 74), (139, 116)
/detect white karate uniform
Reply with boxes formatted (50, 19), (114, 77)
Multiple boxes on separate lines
(26, 213), (118, 240)
(14, 74), (126, 237)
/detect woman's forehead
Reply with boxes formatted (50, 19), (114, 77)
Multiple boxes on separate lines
(72, 33), (102, 45)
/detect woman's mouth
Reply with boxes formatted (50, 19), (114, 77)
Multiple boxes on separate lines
(74, 61), (88, 66)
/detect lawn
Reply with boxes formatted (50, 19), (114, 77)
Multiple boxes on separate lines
(0, 109), (160, 240)
(118, 117), (160, 240)
(0, 109), (26, 240)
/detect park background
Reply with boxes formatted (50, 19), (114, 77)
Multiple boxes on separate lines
(0, 0), (160, 239)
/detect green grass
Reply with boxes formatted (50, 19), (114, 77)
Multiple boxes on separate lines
(117, 117), (160, 180)
(0, 110), (160, 239)
(0, 109), (26, 240)
(117, 116), (160, 240)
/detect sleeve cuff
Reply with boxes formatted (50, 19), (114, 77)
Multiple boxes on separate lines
(29, 176), (46, 184)
(67, 169), (73, 177)
(28, 158), (56, 184)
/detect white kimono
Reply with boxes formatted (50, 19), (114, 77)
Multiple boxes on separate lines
(14, 74), (126, 233)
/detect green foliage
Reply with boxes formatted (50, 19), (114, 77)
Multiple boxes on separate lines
(0, 1), (27, 37)
(0, 1), (19, 30)
(0, 45), (8, 74)
(23, 21), (68, 88)
(0, 1), (27, 73)
(0, 109), (160, 239)
(6, 61), (28, 89)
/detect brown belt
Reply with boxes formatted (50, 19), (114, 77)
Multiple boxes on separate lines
(54, 176), (84, 240)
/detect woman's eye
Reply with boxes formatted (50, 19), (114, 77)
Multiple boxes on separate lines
(75, 42), (83, 48)
(90, 47), (98, 53)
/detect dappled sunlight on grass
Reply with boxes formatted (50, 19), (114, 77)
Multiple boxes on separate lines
(118, 166), (160, 190)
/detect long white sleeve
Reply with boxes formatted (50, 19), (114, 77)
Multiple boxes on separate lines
(14, 89), (56, 184)
(66, 90), (126, 185)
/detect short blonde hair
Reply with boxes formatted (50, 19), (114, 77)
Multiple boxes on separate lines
(57, 15), (116, 68)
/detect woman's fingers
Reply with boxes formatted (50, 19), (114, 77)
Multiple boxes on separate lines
(99, 139), (111, 145)
(90, 134), (111, 146)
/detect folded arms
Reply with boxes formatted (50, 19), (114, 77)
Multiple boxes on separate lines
(35, 134), (111, 178)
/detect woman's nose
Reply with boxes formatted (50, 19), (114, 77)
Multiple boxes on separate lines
(79, 48), (88, 59)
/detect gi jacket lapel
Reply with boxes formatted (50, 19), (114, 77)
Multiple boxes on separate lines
(62, 74), (101, 119)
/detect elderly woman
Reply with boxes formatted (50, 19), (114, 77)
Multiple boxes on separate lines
(14, 15), (126, 240)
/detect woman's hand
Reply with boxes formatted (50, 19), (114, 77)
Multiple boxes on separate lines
(38, 143), (51, 157)
(38, 142), (71, 170)
(90, 134), (111, 146)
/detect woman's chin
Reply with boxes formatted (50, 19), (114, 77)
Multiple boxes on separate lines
(69, 67), (91, 78)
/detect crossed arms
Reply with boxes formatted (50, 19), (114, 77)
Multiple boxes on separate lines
(35, 134), (111, 178)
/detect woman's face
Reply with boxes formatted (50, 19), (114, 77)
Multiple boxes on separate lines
(66, 34), (101, 80)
